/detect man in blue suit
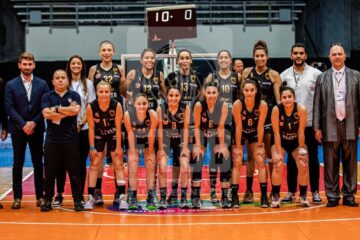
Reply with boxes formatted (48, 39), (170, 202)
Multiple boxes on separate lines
(5, 52), (49, 209)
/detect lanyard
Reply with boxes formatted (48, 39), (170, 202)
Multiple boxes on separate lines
(334, 71), (345, 87)
(292, 68), (302, 87)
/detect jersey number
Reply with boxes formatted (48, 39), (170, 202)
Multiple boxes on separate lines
(248, 119), (253, 127)
(209, 120), (214, 128)
(181, 82), (189, 92)
(221, 85), (230, 93)
(143, 84), (152, 93)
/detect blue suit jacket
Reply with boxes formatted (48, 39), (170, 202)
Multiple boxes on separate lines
(4, 76), (49, 134)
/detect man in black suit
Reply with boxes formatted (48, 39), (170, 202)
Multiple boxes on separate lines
(0, 77), (8, 209)
(4, 52), (49, 209)
(313, 44), (359, 207)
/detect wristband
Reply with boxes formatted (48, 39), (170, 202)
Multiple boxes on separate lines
(55, 106), (59, 113)
(89, 146), (96, 151)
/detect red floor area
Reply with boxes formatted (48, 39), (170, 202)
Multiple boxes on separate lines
(12, 165), (336, 196)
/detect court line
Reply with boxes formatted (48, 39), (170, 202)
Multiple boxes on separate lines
(0, 171), (33, 201)
(56, 204), (326, 217)
(1, 217), (360, 226)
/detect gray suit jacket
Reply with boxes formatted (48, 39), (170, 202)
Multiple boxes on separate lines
(313, 67), (360, 142)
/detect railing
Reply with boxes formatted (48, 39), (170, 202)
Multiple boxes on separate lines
(10, 1), (305, 30)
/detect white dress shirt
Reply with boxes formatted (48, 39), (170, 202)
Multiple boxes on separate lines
(280, 64), (322, 127)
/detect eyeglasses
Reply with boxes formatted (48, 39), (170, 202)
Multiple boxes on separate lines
(331, 43), (343, 47)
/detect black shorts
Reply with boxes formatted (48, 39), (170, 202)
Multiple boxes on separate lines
(241, 131), (258, 145)
(135, 137), (149, 150)
(95, 134), (116, 152)
(163, 137), (182, 167)
(224, 123), (235, 146)
(282, 139), (299, 154)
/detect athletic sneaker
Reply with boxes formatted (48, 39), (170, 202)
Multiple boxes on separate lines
(220, 196), (231, 209)
(146, 195), (157, 211)
(179, 198), (190, 209)
(260, 195), (269, 208)
(210, 188), (219, 203)
(167, 193), (178, 206)
(312, 191), (322, 204)
(243, 190), (254, 203)
(300, 195), (311, 207)
(231, 194), (240, 208)
(52, 194), (63, 208)
(40, 200), (52, 212)
(270, 194), (281, 208)
(74, 201), (85, 212)
(158, 198), (167, 210)
(191, 198), (201, 209)
(128, 196), (138, 210)
(282, 192), (296, 203)
(118, 194), (129, 210)
(84, 195), (95, 210)
(94, 189), (104, 206)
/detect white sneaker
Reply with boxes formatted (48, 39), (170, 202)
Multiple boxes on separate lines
(270, 194), (281, 208)
(282, 192), (296, 203)
(84, 195), (95, 210)
(300, 196), (311, 207)
(118, 194), (129, 210)
(312, 191), (322, 204)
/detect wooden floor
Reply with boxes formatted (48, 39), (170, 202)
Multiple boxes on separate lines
(0, 166), (359, 240)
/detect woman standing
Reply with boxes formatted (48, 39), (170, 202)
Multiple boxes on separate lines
(157, 86), (191, 209)
(124, 93), (158, 210)
(126, 48), (166, 110)
(241, 40), (281, 203)
(270, 85), (310, 208)
(232, 79), (269, 207)
(164, 49), (203, 205)
(84, 81), (127, 210)
(205, 50), (241, 204)
(53, 55), (96, 207)
(192, 82), (230, 209)
(88, 40), (126, 206)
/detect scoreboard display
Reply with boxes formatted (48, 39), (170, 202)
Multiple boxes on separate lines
(146, 4), (197, 52)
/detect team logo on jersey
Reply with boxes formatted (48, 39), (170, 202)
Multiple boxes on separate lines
(153, 77), (159, 84)
(191, 75), (196, 83)
(135, 82), (141, 88)
(113, 68), (118, 75)
(163, 114), (169, 125)
(280, 121), (284, 126)
(94, 118), (100, 123)
(231, 77), (236, 84)
(95, 73), (101, 79)
(294, 112), (299, 120)
(95, 112), (100, 118)
(265, 73), (270, 80)
(254, 109), (260, 116)
(145, 119), (151, 126)
(178, 113), (184, 120)
(281, 115), (285, 121)
(163, 118), (169, 125)
(109, 110), (115, 117)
